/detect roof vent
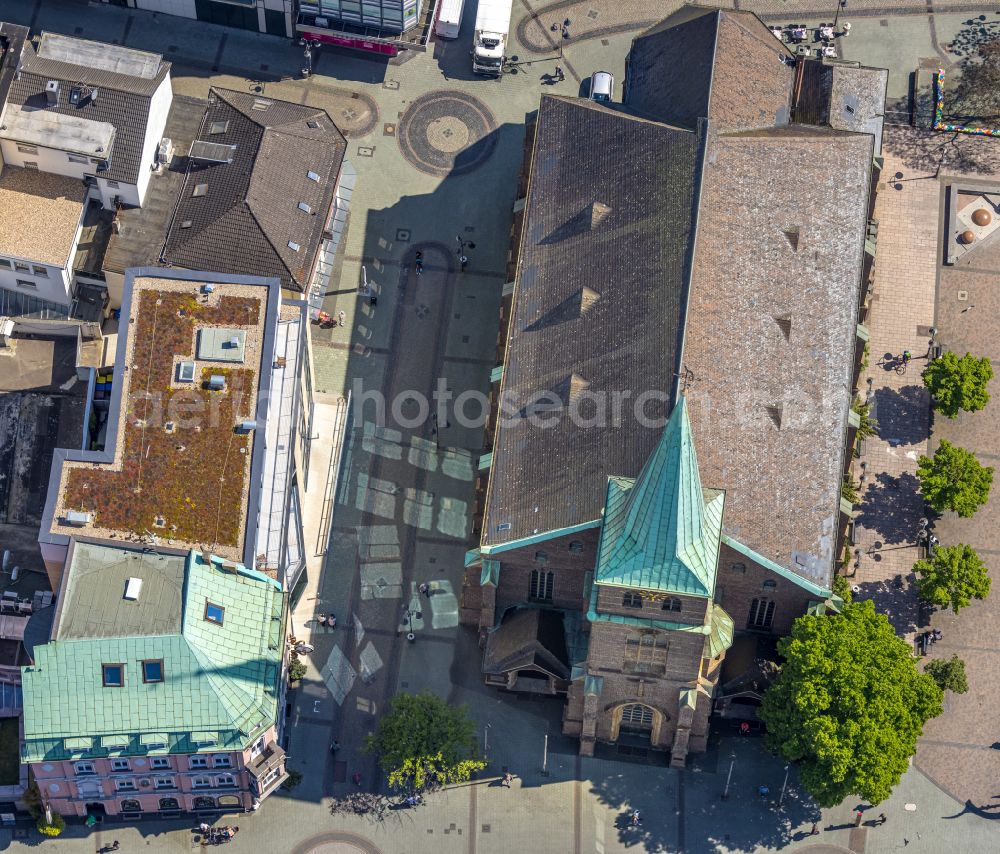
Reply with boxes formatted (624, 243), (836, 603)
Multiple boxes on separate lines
(307, 170), (321, 182)
(298, 202), (312, 214)
(288, 241), (300, 251)
(307, 120), (320, 129)
(590, 201), (612, 229)
(774, 314), (792, 340)
(208, 120), (230, 135)
(252, 98), (273, 112)
(782, 226), (800, 251)
(192, 183), (208, 197)
(123, 577), (143, 601)
(180, 220), (192, 229)
(765, 404), (783, 429)
(208, 374), (226, 391)
(65, 510), (93, 526)
(69, 85), (83, 106)
(235, 420), (257, 434)
(45, 80), (59, 106)
(579, 286), (601, 316)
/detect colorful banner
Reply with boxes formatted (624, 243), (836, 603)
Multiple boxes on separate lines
(933, 69), (1000, 137)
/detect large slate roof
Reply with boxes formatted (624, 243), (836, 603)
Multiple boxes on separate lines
(162, 88), (347, 292)
(481, 5), (883, 590)
(482, 96), (702, 546)
(3, 33), (169, 185)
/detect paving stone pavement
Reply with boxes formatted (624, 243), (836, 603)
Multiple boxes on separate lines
(851, 150), (939, 636)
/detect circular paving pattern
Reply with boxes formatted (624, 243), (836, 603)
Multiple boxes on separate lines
(397, 90), (498, 177)
(291, 832), (383, 854)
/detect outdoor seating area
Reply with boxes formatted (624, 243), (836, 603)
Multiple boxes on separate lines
(770, 21), (848, 58)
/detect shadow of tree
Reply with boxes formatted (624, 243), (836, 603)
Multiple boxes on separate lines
(854, 471), (925, 546)
(883, 124), (1000, 177)
(853, 572), (919, 635)
(871, 384), (931, 447)
(944, 16), (1000, 60)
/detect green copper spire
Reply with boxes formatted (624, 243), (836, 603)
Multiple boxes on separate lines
(595, 396), (723, 596)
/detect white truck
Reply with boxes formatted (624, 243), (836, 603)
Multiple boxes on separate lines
(435, 0), (465, 39)
(471, 0), (513, 76)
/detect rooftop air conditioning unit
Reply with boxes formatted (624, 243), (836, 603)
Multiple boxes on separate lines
(235, 421), (256, 434)
(208, 375), (226, 391)
(65, 511), (93, 526)
(124, 577), (143, 601)
(45, 79), (59, 106)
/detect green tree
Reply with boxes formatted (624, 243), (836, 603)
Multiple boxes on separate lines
(913, 544), (991, 613)
(364, 692), (486, 793)
(925, 655), (969, 694)
(917, 440), (993, 517)
(759, 600), (943, 807)
(852, 398), (878, 440)
(922, 351), (993, 418)
(288, 659), (307, 683)
(832, 573), (853, 604)
(36, 812), (65, 837)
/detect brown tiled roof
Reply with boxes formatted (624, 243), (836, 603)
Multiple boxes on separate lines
(625, 6), (793, 131)
(3, 44), (170, 185)
(794, 61), (887, 149)
(162, 88), (347, 292)
(481, 7), (880, 589)
(682, 125), (873, 587)
(482, 96), (701, 547)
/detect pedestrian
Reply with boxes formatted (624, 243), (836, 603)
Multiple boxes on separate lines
(111, 842), (120, 852)
(739, 721), (750, 736)
(901, 349), (911, 365)
(330, 740), (340, 754)
(810, 822), (819, 835)
(759, 784), (770, 798)
(352, 771), (362, 786)
(554, 65), (564, 81)
(460, 254), (468, 271)
(877, 812), (887, 825)
(338, 310), (345, 327)
(855, 810), (863, 826)
(502, 772), (513, 787)
(415, 251), (423, 276)
(419, 583), (430, 597)
(328, 614), (337, 629)
(631, 809), (641, 827)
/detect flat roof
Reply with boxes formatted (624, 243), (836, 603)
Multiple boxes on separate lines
(0, 165), (86, 267)
(37, 32), (163, 80)
(55, 543), (186, 640)
(0, 103), (115, 158)
(45, 270), (281, 562)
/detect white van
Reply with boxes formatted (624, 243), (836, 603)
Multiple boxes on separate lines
(435, 0), (465, 40)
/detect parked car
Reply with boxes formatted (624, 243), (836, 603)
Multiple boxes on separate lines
(589, 70), (614, 102)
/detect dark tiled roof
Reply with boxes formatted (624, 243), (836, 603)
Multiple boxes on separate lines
(681, 125), (874, 587)
(4, 43), (170, 184)
(482, 96), (701, 547)
(626, 6), (793, 131)
(162, 89), (347, 291)
(0, 23), (29, 110)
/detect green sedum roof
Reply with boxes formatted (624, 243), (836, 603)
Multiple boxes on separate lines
(21, 550), (285, 763)
(595, 396), (723, 596)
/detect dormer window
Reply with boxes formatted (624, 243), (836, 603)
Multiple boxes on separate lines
(204, 602), (225, 625)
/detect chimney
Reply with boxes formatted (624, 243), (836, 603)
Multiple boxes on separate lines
(45, 80), (59, 106)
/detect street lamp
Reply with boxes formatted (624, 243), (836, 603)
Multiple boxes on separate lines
(833, 0), (847, 31)
(779, 764), (790, 805)
(721, 750), (736, 800)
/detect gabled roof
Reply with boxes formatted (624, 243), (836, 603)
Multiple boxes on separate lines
(2, 34), (169, 185)
(626, 6), (793, 131)
(162, 88), (347, 291)
(483, 607), (570, 680)
(595, 397), (723, 596)
(21, 548), (284, 762)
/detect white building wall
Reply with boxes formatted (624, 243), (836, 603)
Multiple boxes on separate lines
(134, 0), (197, 18)
(135, 75), (173, 205)
(0, 259), (72, 306)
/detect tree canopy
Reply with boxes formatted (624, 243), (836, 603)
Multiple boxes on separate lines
(917, 440), (993, 517)
(364, 692), (485, 792)
(913, 543), (991, 613)
(922, 351), (993, 418)
(925, 655), (969, 695)
(759, 600), (943, 807)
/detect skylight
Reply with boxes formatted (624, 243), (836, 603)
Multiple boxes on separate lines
(307, 170), (321, 182)
(288, 241), (300, 251)
(193, 183), (208, 197)
(252, 99), (273, 112)
(180, 220), (193, 229)
(208, 120), (230, 135)
(298, 202), (312, 214)
(142, 659), (164, 684)
(204, 602), (225, 625)
(307, 120), (320, 129)
(102, 663), (124, 687)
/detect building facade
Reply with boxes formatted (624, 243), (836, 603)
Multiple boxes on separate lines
(464, 6), (887, 765)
